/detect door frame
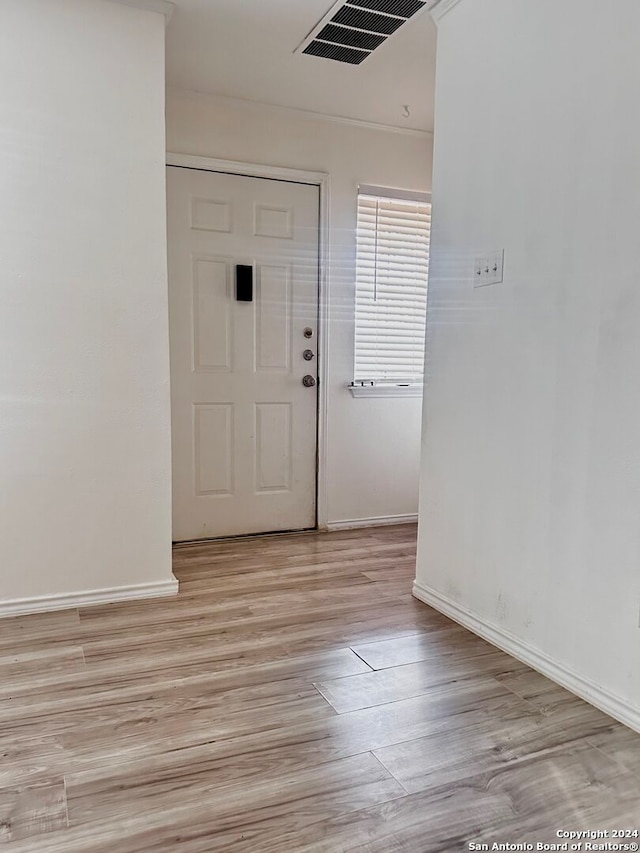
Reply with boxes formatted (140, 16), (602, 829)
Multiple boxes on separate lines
(166, 152), (331, 531)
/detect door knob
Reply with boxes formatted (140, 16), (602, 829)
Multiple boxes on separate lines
(303, 349), (315, 361)
(302, 375), (317, 387)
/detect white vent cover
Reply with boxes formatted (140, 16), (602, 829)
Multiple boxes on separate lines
(295, 0), (428, 65)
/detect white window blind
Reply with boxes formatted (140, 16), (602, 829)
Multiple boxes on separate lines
(354, 191), (431, 385)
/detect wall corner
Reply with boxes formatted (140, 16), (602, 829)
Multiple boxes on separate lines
(428, 0), (465, 23)
(107, 0), (175, 23)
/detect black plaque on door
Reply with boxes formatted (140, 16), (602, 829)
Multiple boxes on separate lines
(236, 265), (253, 302)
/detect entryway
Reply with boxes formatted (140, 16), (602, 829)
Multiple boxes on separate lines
(167, 164), (320, 541)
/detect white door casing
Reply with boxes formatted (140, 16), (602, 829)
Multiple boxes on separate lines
(167, 166), (320, 540)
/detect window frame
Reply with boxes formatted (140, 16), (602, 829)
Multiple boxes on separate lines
(350, 184), (432, 399)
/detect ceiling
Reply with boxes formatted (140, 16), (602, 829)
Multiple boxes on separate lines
(165, 0), (437, 132)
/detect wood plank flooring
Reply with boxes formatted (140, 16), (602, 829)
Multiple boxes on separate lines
(1, 524), (639, 851)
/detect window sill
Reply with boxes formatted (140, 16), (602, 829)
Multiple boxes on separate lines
(348, 383), (423, 399)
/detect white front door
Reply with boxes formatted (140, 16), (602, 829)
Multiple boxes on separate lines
(167, 167), (320, 541)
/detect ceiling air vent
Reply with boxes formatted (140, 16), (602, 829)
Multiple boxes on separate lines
(296, 0), (427, 65)
(303, 40), (370, 65)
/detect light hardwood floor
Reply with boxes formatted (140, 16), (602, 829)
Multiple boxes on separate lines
(1, 524), (639, 851)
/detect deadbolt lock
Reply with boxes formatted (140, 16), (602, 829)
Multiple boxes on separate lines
(303, 327), (314, 338)
(303, 349), (315, 361)
(302, 375), (317, 388)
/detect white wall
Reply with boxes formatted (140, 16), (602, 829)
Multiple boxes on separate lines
(166, 90), (433, 526)
(0, 0), (175, 607)
(416, 0), (640, 726)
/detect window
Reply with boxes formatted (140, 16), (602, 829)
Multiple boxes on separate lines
(352, 185), (431, 397)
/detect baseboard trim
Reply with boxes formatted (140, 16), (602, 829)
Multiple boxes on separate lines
(0, 577), (179, 619)
(412, 581), (640, 734)
(327, 514), (418, 531)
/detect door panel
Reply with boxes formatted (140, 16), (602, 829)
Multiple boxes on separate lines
(192, 257), (232, 372)
(193, 404), (234, 496)
(255, 403), (293, 493)
(167, 167), (319, 541)
(256, 264), (292, 371)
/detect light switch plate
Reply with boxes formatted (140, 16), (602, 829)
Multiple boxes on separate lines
(474, 250), (504, 287)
